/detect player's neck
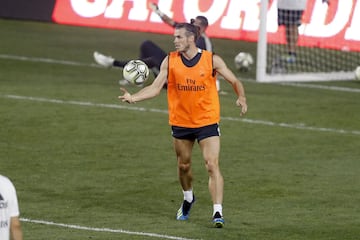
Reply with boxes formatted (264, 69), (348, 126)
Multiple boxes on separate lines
(182, 47), (200, 60)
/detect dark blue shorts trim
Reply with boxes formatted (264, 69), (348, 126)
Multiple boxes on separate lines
(171, 123), (220, 142)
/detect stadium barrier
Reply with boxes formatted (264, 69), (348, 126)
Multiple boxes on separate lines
(1, 0), (359, 52)
(0, 0), (55, 22)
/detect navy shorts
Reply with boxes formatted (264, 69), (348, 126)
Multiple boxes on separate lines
(171, 123), (220, 142)
(278, 9), (304, 26)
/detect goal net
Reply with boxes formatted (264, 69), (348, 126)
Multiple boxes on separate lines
(256, 0), (360, 83)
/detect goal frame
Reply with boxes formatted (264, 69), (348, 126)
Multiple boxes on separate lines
(256, 0), (355, 83)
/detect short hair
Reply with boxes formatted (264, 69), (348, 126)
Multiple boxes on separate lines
(175, 22), (200, 41)
(191, 16), (209, 28)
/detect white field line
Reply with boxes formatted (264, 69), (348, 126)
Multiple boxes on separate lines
(0, 54), (100, 68)
(1, 53), (360, 93)
(2, 53), (359, 238)
(2, 94), (360, 136)
(21, 218), (200, 240)
(279, 82), (360, 93)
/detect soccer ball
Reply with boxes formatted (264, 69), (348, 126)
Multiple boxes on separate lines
(123, 60), (150, 85)
(234, 52), (254, 72)
(354, 66), (360, 80)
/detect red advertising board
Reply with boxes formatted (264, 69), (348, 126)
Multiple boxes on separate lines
(52, 0), (360, 52)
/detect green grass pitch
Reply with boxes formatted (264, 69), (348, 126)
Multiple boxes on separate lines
(0, 19), (360, 240)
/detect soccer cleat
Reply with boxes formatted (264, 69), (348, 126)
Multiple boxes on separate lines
(176, 195), (195, 221)
(93, 51), (114, 68)
(280, 54), (296, 64)
(286, 55), (296, 63)
(119, 79), (130, 86)
(212, 212), (225, 228)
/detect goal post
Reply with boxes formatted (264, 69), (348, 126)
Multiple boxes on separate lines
(256, 0), (359, 83)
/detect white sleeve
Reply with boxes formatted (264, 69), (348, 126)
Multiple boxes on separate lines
(9, 184), (20, 217)
(3, 177), (20, 217)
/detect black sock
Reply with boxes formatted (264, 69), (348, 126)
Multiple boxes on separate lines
(113, 60), (128, 68)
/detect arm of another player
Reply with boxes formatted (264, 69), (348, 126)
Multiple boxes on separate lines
(149, 2), (177, 27)
(213, 54), (247, 116)
(10, 216), (23, 240)
(119, 56), (169, 104)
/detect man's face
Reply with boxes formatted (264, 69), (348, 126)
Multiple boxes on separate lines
(174, 28), (191, 52)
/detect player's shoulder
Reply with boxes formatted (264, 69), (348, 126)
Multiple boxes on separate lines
(0, 174), (10, 182)
(211, 52), (223, 60)
(212, 53), (226, 68)
(0, 175), (16, 190)
(160, 55), (170, 69)
(0, 174), (16, 184)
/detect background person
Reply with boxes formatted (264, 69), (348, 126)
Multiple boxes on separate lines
(277, 0), (329, 62)
(118, 23), (247, 228)
(94, 40), (166, 86)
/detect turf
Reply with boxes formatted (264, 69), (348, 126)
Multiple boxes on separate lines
(0, 18), (360, 240)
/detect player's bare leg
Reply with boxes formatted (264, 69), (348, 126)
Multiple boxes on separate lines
(285, 25), (299, 62)
(199, 136), (225, 227)
(174, 138), (195, 220)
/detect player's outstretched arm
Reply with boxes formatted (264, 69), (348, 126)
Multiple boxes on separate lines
(119, 57), (169, 104)
(149, 2), (177, 27)
(213, 54), (247, 116)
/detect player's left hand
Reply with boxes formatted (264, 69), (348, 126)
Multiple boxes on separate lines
(236, 96), (247, 116)
(149, 2), (159, 11)
(118, 88), (134, 104)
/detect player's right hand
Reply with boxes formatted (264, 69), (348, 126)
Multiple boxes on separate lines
(118, 88), (135, 104)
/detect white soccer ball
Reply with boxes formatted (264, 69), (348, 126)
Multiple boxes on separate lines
(123, 60), (150, 85)
(234, 52), (254, 72)
(354, 66), (360, 80)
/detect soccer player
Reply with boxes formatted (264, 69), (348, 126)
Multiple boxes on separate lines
(94, 3), (223, 91)
(0, 175), (23, 240)
(94, 40), (166, 86)
(118, 23), (247, 228)
(277, 0), (329, 62)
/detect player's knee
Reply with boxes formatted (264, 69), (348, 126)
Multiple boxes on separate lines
(140, 40), (154, 50)
(205, 160), (219, 174)
(178, 162), (191, 173)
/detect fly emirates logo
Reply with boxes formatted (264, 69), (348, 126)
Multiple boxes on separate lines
(177, 78), (206, 92)
(52, 0), (360, 51)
